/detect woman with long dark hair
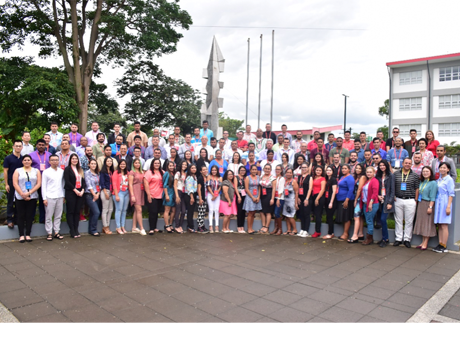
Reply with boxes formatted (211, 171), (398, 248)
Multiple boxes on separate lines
(207, 165), (222, 233)
(280, 153), (292, 175)
(259, 164), (276, 234)
(360, 166), (380, 245)
(333, 164), (354, 241)
(323, 165), (338, 239)
(413, 166), (437, 250)
(163, 147), (180, 171)
(220, 170), (238, 233)
(310, 166), (326, 238)
(173, 161), (188, 233)
(293, 155), (306, 176)
(100, 157), (114, 234)
(183, 150), (194, 167)
(183, 164), (198, 233)
(309, 153), (326, 174)
(144, 159), (164, 235)
(296, 162), (312, 237)
(195, 148), (210, 174)
(64, 153), (86, 238)
(163, 161), (176, 233)
(227, 152), (243, 175)
(375, 160), (395, 247)
(236, 165), (247, 233)
(84, 158), (101, 236)
(348, 164), (366, 242)
(112, 159), (129, 234)
(129, 158), (146, 235)
(282, 168), (299, 235)
(243, 164), (262, 234)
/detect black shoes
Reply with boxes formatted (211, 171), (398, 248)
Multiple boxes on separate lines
(378, 240), (388, 248)
(393, 240), (402, 247)
(404, 241), (411, 249)
(432, 244), (448, 253)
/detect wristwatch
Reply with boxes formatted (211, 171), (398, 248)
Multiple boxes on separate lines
(429, 206), (432, 209)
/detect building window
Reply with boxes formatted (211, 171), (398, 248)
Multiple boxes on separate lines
(439, 123), (460, 136)
(399, 97), (422, 111)
(440, 66), (460, 81)
(398, 124), (422, 137)
(439, 95), (460, 109)
(399, 71), (422, 85)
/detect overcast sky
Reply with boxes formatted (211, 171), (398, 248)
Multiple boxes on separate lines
(2, 0), (460, 136)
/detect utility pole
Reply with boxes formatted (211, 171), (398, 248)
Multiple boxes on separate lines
(245, 38), (250, 127)
(257, 34), (263, 129)
(342, 94), (349, 134)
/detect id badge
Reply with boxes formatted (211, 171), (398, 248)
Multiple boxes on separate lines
(401, 183), (407, 191)
(96, 185), (101, 192)
(25, 181), (32, 190)
(299, 188), (304, 195)
(418, 194), (422, 202)
(241, 189), (246, 196)
(72, 142), (77, 148)
(52, 142), (57, 147)
(60, 165), (65, 170)
(262, 188), (267, 195)
(395, 160), (401, 168)
(435, 173), (440, 180)
(121, 185), (128, 192)
(141, 184), (145, 191)
(214, 190), (219, 197)
(284, 189), (289, 196)
(76, 181), (81, 188)
(382, 187), (386, 196)
(275, 191), (279, 197)
(40, 163), (45, 171)
(325, 191), (329, 199)
(412, 146), (415, 153)
(219, 167), (224, 173)
(252, 189), (257, 196)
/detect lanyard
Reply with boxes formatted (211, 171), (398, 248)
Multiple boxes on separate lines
(23, 168), (30, 182)
(393, 148), (402, 160)
(402, 171), (410, 183)
(420, 180), (429, 194)
(59, 153), (69, 164)
(71, 133), (77, 144)
(299, 175), (307, 188)
(36, 151), (46, 164)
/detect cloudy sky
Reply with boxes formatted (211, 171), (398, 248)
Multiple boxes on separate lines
(3, 0), (460, 136)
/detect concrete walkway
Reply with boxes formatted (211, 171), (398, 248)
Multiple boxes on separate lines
(1, 232), (460, 322)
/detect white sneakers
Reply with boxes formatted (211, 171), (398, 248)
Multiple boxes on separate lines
(297, 230), (309, 238)
(139, 229), (147, 236)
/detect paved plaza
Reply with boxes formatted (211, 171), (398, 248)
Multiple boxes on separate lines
(0, 232), (460, 323)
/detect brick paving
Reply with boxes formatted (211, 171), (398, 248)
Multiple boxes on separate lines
(0, 232), (459, 322)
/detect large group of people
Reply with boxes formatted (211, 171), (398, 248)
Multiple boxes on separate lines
(3, 121), (456, 253)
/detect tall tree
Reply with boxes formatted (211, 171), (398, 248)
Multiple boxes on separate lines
(116, 60), (202, 134)
(379, 99), (389, 119)
(0, 56), (79, 139)
(0, 0), (192, 133)
(218, 112), (243, 138)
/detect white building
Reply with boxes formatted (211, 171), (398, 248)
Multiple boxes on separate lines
(387, 53), (460, 145)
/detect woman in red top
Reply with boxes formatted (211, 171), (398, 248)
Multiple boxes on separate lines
(311, 166), (326, 238)
(144, 159), (164, 235)
(360, 166), (380, 245)
(129, 158), (146, 235)
(425, 130), (440, 157)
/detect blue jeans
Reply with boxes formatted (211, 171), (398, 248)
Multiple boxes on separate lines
(363, 203), (379, 236)
(274, 199), (285, 218)
(85, 194), (101, 235)
(381, 211), (389, 241)
(113, 190), (129, 228)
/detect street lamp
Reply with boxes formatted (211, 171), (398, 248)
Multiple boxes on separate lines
(342, 94), (349, 135)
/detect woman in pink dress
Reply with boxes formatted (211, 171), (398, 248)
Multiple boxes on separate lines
(220, 170), (238, 233)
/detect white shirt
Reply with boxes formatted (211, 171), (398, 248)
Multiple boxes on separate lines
(243, 132), (256, 143)
(85, 130), (107, 147)
(165, 144), (180, 158)
(223, 139), (232, 149)
(242, 151), (260, 162)
(275, 148), (295, 165)
(260, 159), (281, 177)
(148, 137), (166, 148)
(224, 148), (243, 162)
(227, 163), (244, 175)
(46, 131), (63, 148)
(291, 139), (304, 153)
(194, 145), (215, 160)
(21, 143), (35, 156)
(41, 167), (65, 199)
(143, 158), (164, 171)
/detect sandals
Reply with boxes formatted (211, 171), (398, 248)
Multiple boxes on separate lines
(347, 238), (359, 243)
(187, 228), (196, 233)
(54, 233), (64, 240)
(323, 234), (335, 240)
(283, 231), (290, 236)
(148, 231), (155, 235)
(165, 225), (173, 233)
(290, 231), (298, 236)
(19, 237), (25, 243)
(25, 236), (33, 242)
(47, 234), (53, 241)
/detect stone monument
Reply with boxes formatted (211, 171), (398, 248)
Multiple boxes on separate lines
(201, 36), (225, 137)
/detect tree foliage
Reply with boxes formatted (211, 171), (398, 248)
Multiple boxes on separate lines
(0, 56), (79, 139)
(218, 112), (243, 138)
(377, 125), (389, 140)
(379, 99), (389, 119)
(87, 104), (127, 135)
(116, 60), (202, 135)
(0, 0), (192, 133)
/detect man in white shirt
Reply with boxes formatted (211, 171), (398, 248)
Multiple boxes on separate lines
(21, 131), (34, 155)
(85, 122), (106, 147)
(46, 122), (63, 148)
(178, 133), (196, 159)
(291, 131), (304, 153)
(276, 138), (295, 164)
(213, 138), (227, 159)
(258, 139), (275, 161)
(165, 134), (180, 158)
(42, 154), (65, 240)
(278, 124), (292, 143)
(132, 147), (146, 169)
(143, 148), (165, 171)
(242, 143), (260, 163)
(224, 140), (243, 162)
(253, 128), (267, 155)
(97, 145), (119, 171)
(260, 150), (280, 176)
(243, 125), (256, 143)
(222, 130), (232, 149)
(148, 129), (167, 148)
(194, 136), (214, 161)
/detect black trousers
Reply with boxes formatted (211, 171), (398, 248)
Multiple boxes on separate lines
(65, 190), (85, 237)
(325, 198), (337, 234)
(237, 195), (246, 227)
(6, 186), (16, 224)
(311, 194), (325, 233)
(183, 193), (196, 230)
(37, 188), (45, 223)
(298, 197), (311, 232)
(148, 198), (163, 230)
(16, 199), (37, 237)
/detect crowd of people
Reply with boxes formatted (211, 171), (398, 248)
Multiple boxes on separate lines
(3, 121), (456, 253)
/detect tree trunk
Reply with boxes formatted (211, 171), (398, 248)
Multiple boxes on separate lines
(79, 73), (92, 134)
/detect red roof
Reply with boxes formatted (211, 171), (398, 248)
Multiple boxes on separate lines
(386, 52), (460, 66)
(274, 125), (342, 135)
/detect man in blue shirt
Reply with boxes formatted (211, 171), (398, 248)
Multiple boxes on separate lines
(110, 135), (124, 156)
(200, 120), (213, 145)
(371, 137), (387, 160)
(386, 137), (409, 169)
(191, 127), (201, 146)
(324, 133), (337, 152)
(352, 139), (365, 163)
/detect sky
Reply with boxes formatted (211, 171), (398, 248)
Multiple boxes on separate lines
(2, 0), (460, 136)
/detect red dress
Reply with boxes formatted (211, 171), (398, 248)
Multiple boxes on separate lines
(426, 140), (440, 157)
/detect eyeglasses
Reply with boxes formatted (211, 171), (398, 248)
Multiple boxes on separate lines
(393, 131), (399, 134)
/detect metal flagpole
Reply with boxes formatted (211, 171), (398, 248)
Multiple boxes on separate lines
(270, 30), (274, 126)
(245, 38), (250, 127)
(258, 34), (263, 129)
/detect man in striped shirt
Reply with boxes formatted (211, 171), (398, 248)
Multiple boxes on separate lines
(393, 158), (420, 248)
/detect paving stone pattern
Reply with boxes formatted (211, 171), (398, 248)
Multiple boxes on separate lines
(439, 283), (460, 321)
(0, 233), (459, 323)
